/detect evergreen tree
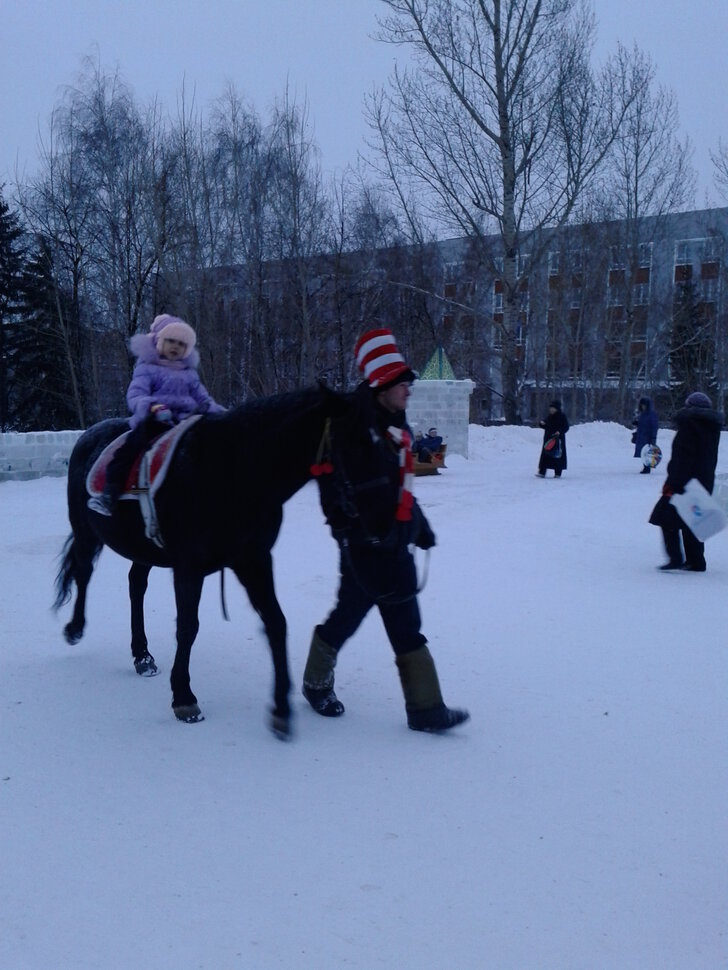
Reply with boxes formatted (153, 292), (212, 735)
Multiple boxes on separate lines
(0, 188), (25, 429)
(6, 242), (86, 430)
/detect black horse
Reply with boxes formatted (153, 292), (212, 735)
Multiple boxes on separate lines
(54, 385), (353, 738)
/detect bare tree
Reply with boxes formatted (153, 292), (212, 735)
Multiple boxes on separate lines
(711, 141), (728, 202)
(583, 47), (694, 419)
(368, 0), (644, 421)
(157, 84), (273, 401)
(17, 58), (169, 421)
(264, 89), (333, 387)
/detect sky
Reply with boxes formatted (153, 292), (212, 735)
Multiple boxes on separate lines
(1, 0), (727, 203)
(2, 419), (728, 968)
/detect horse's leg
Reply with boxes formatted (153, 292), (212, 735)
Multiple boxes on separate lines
(233, 552), (292, 739)
(129, 562), (158, 676)
(169, 569), (205, 723)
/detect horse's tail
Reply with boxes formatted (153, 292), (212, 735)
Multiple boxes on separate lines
(52, 533), (101, 611)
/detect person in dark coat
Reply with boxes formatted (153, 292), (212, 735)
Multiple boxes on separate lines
(301, 328), (469, 733)
(632, 396), (659, 473)
(537, 400), (569, 477)
(649, 391), (723, 571)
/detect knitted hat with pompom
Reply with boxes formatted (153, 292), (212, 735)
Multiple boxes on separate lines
(150, 314), (196, 358)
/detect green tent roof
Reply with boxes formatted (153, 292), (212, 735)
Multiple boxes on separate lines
(419, 346), (456, 380)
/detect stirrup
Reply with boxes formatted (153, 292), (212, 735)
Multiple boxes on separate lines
(87, 494), (113, 516)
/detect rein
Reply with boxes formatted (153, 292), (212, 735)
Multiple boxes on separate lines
(310, 418), (334, 477)
(219, 569), (230, 621)
(340, 537), (430, 606)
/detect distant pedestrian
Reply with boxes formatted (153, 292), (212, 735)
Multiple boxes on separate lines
(649, 391), (722, 572)
(632, 396), (659, 474)
(537, 400), (569, 478)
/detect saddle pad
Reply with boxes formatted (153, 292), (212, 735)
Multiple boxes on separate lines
(86, 431), (133, 497)
(145, 414), (203, 499)
(86, 415), (203, 499)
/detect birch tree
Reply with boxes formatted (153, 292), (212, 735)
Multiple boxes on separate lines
(369, 0), (644, 421)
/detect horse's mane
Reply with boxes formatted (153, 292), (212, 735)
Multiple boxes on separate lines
(219, 386), (324, 433)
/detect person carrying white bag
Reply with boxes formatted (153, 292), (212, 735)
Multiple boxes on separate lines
(649, 391), (723, 571)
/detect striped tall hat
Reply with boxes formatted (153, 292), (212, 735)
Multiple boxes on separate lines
(354, 328), (416, 389)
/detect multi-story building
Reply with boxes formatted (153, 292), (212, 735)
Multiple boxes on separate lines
(191, 206), (728, 426)
(434, 207), (728, 424)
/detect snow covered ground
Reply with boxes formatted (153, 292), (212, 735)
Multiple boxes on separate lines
(2, 421), (727, 969)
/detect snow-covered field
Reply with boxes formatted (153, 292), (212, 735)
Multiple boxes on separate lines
(2, 421), (726, 969)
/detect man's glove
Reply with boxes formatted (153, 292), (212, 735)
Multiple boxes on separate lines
(151, 403), (173, 423)
(415, 519), (436, 550)
(411, 503), (436, 549)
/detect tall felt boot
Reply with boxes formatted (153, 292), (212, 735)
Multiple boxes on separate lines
(395, 645), (469, 732)
(87, 482), (121, 517)
(302, 627), (345, 716)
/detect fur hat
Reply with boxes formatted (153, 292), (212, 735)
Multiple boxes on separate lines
(150, 314), (196, 358)
(685, 391), (712, 409)
(549, 399), (562, 410)
(354, 328), (416, 389)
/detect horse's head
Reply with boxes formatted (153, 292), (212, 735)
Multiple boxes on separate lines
(317, 380), (374, 438)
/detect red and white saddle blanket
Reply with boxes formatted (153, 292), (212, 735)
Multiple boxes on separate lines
(86, 415), (202, 546)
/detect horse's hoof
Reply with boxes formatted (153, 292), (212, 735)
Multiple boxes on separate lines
(63, 624), (83, 645)
(270, 712), (292, 740)
(134, 654), (158, 677)
(174, 704), (205, 723)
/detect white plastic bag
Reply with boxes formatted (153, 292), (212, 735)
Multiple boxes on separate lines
(670, 478), (728, 541)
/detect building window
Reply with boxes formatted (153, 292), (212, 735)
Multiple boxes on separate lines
(632, 305), (648, 339)
(461, 315), (475, 341)
(703, 237), (720, 261)
(639, 242), (653, 267)
(492, 317), (503, 349)
(569, 250), (583, 288)
(701, 278), (719, 302)
(629, 341), (646, 378)
(605, 343), (622, 379)
(674, 263), (693, 283)
(548, 250), (560, 276)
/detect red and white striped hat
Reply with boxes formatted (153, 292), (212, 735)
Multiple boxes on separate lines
(354, 328), (416, 389)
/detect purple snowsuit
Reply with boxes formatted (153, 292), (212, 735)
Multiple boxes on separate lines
(100, 334), (224, 500)
(126, 333), (224, 428)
